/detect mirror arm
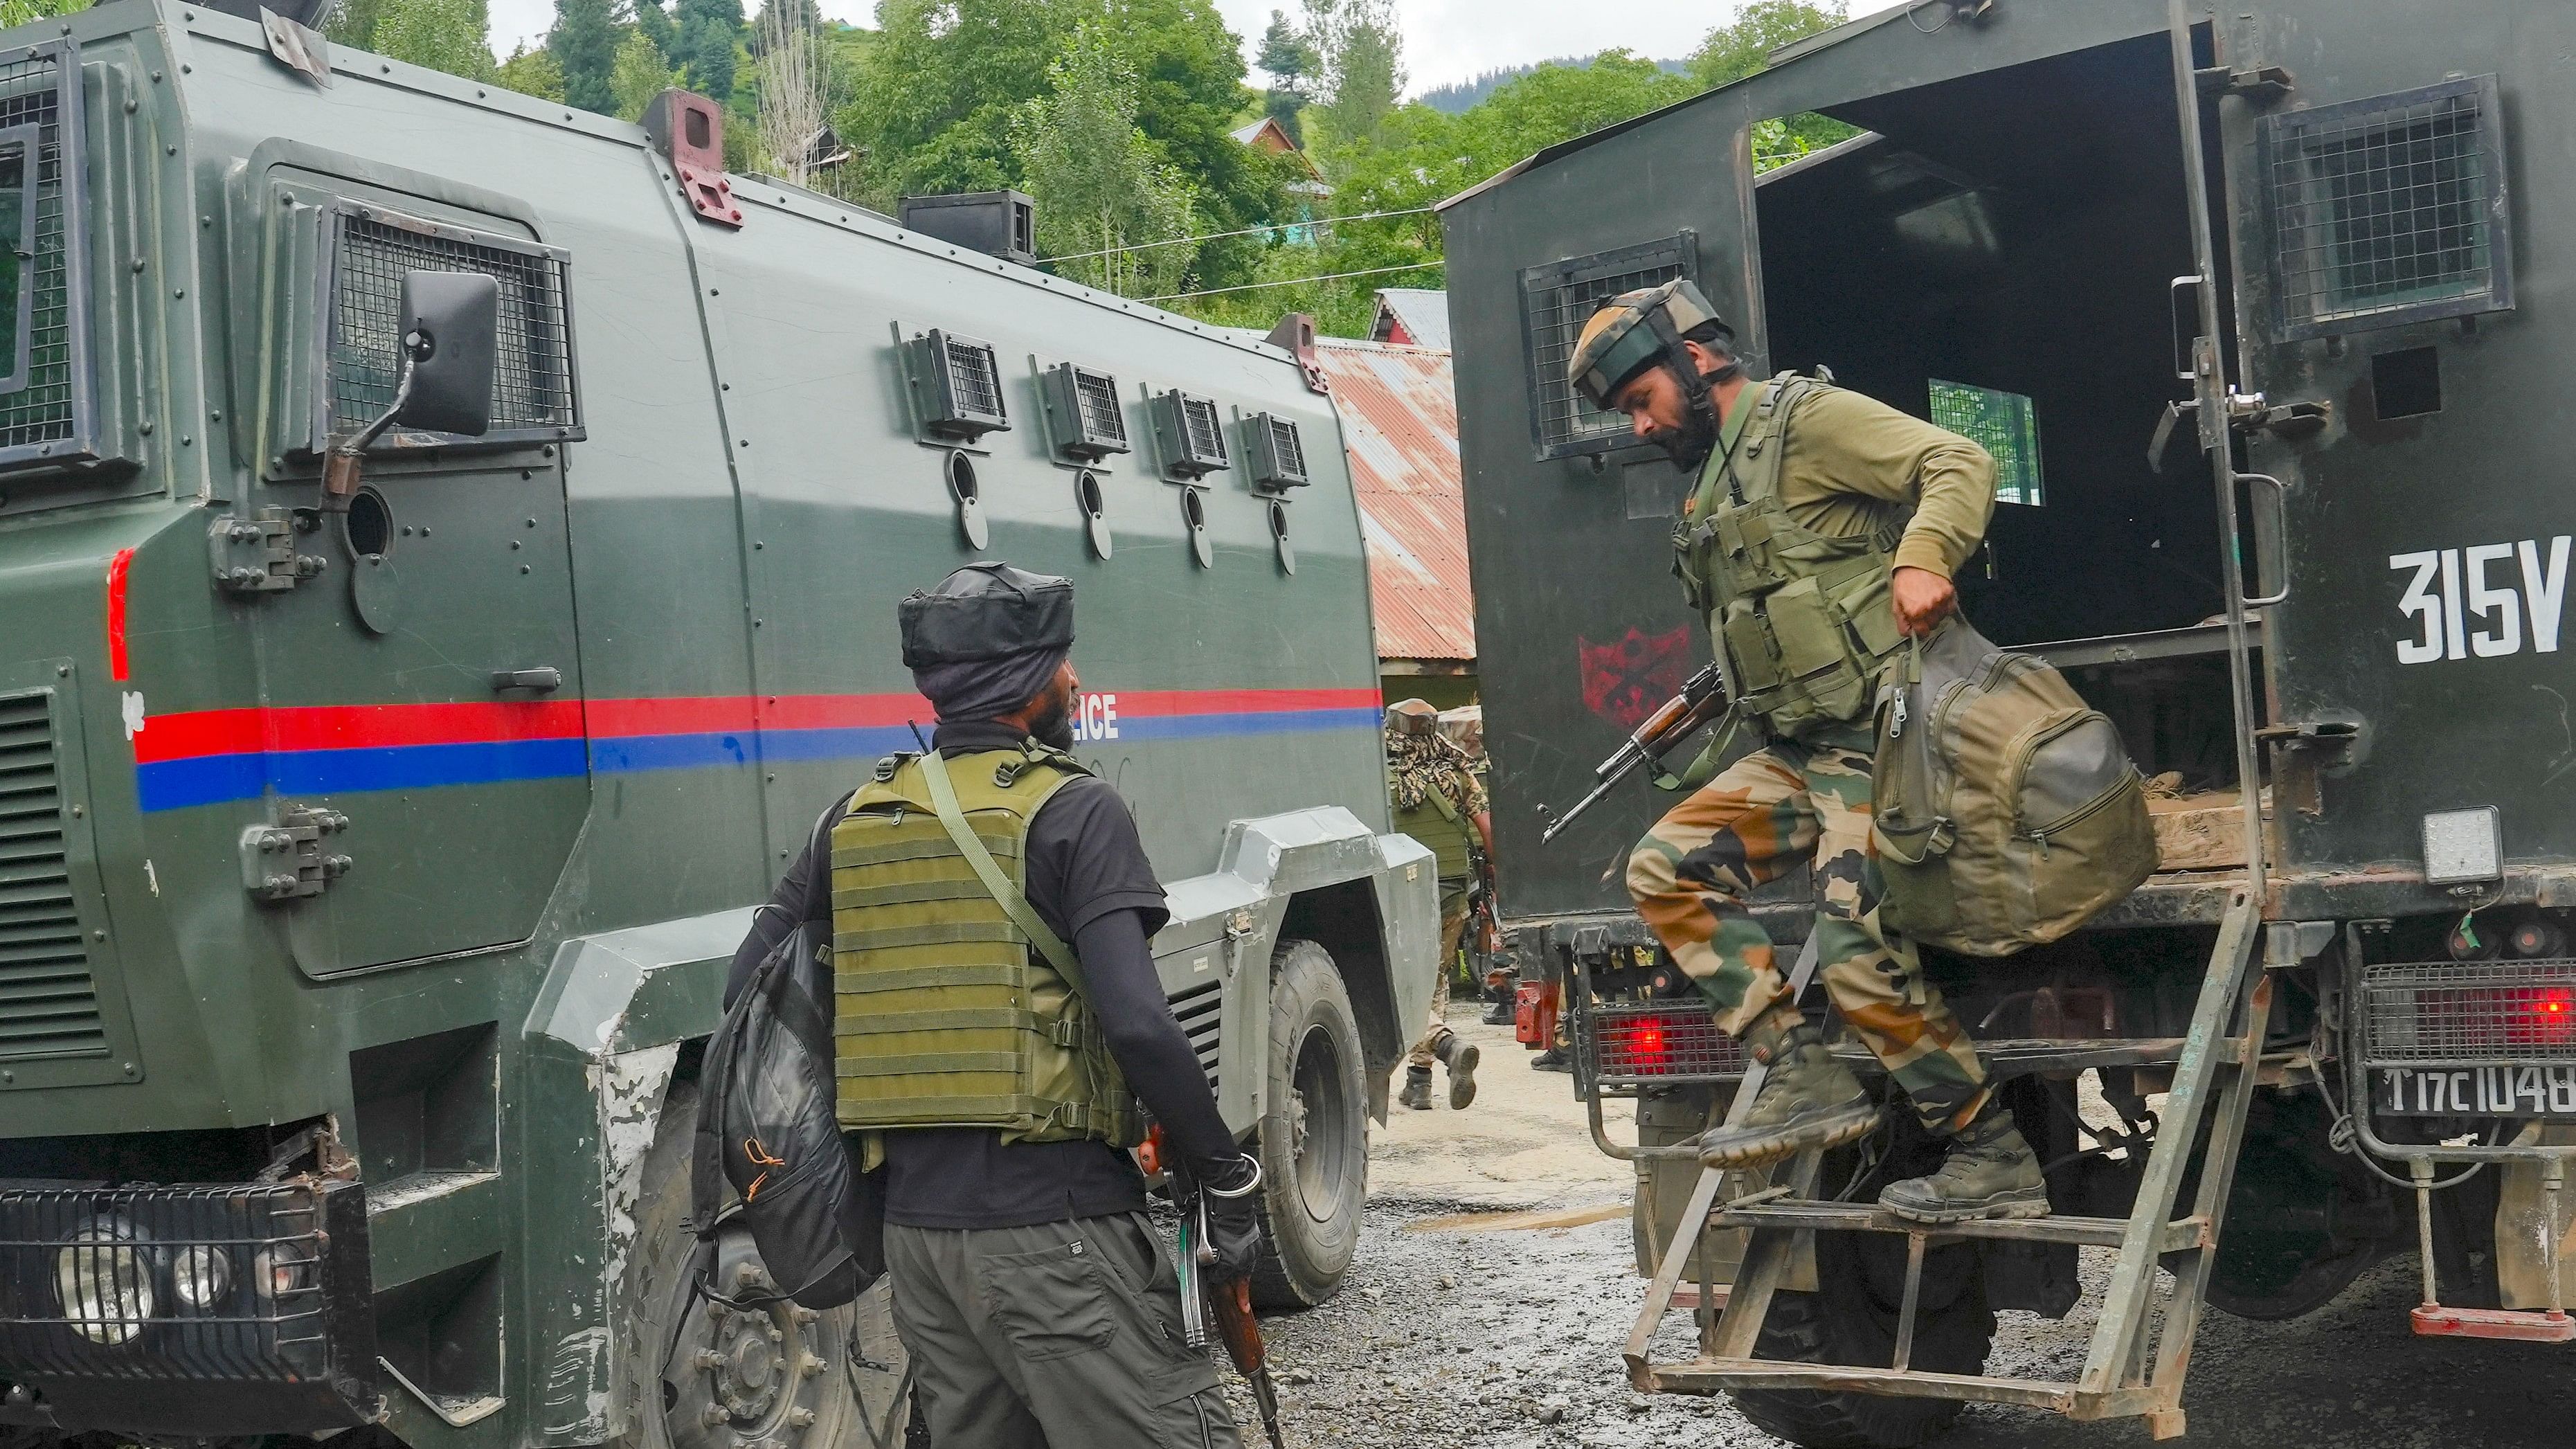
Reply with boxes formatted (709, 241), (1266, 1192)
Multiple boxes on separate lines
(322, 354), (421, 505)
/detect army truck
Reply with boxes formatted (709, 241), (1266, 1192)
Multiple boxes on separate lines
(0, 1), (1438, 1443)
(1448, 0), (2576, 1441)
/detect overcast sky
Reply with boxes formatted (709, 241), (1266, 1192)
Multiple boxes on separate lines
(484, 1), (1897, 94)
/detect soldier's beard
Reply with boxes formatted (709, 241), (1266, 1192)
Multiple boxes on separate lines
(1653, 400), (1718, 472)
(1027, 690), (1076, 751)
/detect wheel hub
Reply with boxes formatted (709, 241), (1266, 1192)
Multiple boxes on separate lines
(667, 1242), (842, 1449)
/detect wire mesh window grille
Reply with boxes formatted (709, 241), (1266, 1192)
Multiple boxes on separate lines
(1929, 379), (2042, 505)
(1180, 396), (1225, 465)
(1520, 233), (1697, 459)
(1072, 368), (1125, 447)
(2360, 960), (2576, 1069)
(0, 688), (103, 1063)
(0, 51), (75, 454)
(1267, 417), (1306, 480)
(327, 210), (579, 446)
(2260, 76), (2512, 342)
(944, 336), (1001, 421)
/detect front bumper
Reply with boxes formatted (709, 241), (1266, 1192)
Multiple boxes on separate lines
(0, 1178), (377, 1435)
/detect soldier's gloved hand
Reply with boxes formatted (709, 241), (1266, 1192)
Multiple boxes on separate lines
(1193, 1152), (1267, 1282)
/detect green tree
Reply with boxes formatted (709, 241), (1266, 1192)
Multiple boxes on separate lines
(1688, 0), (1855, 158)
(1257, 8), (1319, 141)
(371, 0), (498, 81)
(1179, 51), (1697, 334)
(633, 0), (675, 60)
(1301, 0), (1402, 150)
(326, 0), (386, 49)
(673, 0), (745, 100)
(609, 26), (677, 119)
(1013, 22), (1197, 299)
(840, 0), (1278, 287)
(498, 42), (568, 100)
(547, 0), (623, 114)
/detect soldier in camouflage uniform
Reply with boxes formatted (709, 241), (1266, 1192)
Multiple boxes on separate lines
(1386, 699), (1492, 1110)
(1568, 280), (2047, 1224)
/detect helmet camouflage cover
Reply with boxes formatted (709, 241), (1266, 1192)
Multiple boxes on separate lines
(1567, 278), (1729, 411)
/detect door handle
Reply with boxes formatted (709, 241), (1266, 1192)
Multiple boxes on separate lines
(2237, 474), (2289, 608)
(491, 667), (563, 693)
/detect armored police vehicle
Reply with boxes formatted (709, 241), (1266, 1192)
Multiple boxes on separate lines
(1448, 0), (2576, 1441)
(0, 1), (1436, 1443)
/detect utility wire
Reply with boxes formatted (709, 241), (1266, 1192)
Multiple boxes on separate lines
(1140, 260), (1444, 304)
(1045, 206), (1439, 264)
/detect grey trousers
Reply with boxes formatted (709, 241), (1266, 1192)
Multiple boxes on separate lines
(886, 1212), (1244, 1449)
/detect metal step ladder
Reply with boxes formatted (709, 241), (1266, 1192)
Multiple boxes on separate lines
(1622, 891), (2271, 1441)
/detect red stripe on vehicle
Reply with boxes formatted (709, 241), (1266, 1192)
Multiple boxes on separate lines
(105, 548), (134, 682)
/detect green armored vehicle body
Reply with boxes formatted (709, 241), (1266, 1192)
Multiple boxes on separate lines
(1450, 0), (2576, 1441)
(0, 1), (1436, 1441)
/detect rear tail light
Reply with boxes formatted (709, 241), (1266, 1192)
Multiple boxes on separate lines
(1580, 1002), (1745, 1086)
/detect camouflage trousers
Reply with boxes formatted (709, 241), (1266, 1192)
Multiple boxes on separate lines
(1407, 882), (1472, 1070)
(1625, 739), (1990, 1133)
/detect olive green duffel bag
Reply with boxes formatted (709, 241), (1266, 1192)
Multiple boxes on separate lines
(1871, 618), (2158, 957)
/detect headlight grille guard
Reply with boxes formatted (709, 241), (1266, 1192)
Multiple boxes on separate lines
(0, 1178), (376, 1432)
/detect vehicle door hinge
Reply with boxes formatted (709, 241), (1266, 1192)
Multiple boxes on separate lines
(210, 507), (328, 594)
(2195, 64), (2295, 104)
(240, 804), (354, 902)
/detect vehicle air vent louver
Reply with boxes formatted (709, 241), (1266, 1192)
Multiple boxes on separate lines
(905, 328), (1010, 441)
(1170, 978), (1223, 1092)
(1042, 362), (1130, 461)
(1151, 389), (1228, 481)
(326, 207), (582, 449)
(0, 688), (105, 1063)
(1245, 412), (1310, 491)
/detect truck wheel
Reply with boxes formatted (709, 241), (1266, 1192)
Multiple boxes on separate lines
(618, 1082), (912, 1449)
(1729, 1227), (1995, 1448)
(1250, 938), (1369, 1309)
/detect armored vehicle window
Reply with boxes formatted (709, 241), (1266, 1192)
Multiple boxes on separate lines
(329, 209), (580, 448)
(1519, 234), (1695, 460)
(2260, 76), (2511, 341)
(1928, 379), (2042, 506)
(1246, 412), (1310, 491)
(1151, 389), (1230, 481)
(1042, 361), (1128, 461)
(0, 46), (85, 469)
(904, 329), (1009, 442)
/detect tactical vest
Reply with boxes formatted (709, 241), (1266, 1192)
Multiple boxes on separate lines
(828, 746), (1139, 1147)
(1673, 372), (1911, 741)
(1391, 772), (1472, 883)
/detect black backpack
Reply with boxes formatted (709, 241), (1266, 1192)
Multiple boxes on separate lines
(689, 811), (883, 1309)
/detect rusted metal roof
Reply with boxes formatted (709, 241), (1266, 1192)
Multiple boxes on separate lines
(1315, 336), (1475, 665)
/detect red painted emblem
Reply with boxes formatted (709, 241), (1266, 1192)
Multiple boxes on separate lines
(1579, 626), (1692, 729)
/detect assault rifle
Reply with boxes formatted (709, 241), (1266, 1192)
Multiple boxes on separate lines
(1539, 660), (1729, 843)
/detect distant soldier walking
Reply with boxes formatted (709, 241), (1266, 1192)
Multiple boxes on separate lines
(1567, 280), (2047, 1223)
(1386, 699), (1491, 1110)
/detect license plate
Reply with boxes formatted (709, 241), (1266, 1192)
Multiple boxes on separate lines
(2374, 1064), (2576, 1117)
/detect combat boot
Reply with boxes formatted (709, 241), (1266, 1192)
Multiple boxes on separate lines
(1434, 1033), (1481, 1109)
(1399, 1065), (1434, 1110)
(1692, 1006), (1877, 1168)
(1878, 1098), (2050, 1224)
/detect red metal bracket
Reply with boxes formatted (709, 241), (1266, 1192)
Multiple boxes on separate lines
(643, 89), (743, 229)
(1263, 313), (1331, 396)
(2410, 1304), (2576, 1342)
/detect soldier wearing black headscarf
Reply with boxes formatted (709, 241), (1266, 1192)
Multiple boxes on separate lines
(728, 562), (1257, 1448)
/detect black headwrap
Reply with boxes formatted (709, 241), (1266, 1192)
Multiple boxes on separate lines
(898, 562), (1077, 725)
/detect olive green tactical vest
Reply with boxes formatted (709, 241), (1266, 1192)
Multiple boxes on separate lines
(1391, 777), (1472, 883)
(829, 746), (1140, 1147)
(1673, 372), (1911, 741)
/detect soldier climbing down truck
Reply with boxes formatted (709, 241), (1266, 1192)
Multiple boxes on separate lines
(1448, 0), (2576, 1443)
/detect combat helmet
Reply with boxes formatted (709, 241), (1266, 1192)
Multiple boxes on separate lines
(1567, 278), (1736, 413)
(1385, 698), (1440, 737)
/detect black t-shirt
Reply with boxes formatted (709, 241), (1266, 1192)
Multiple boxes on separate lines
(733, 720), (1173, 1229)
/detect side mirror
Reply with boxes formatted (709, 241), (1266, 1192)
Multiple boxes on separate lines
(393, 269), (498, 438)
(325, 269), (499, 501)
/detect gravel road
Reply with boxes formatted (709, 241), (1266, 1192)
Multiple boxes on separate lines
(1213, 1014), (2576, 1449)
